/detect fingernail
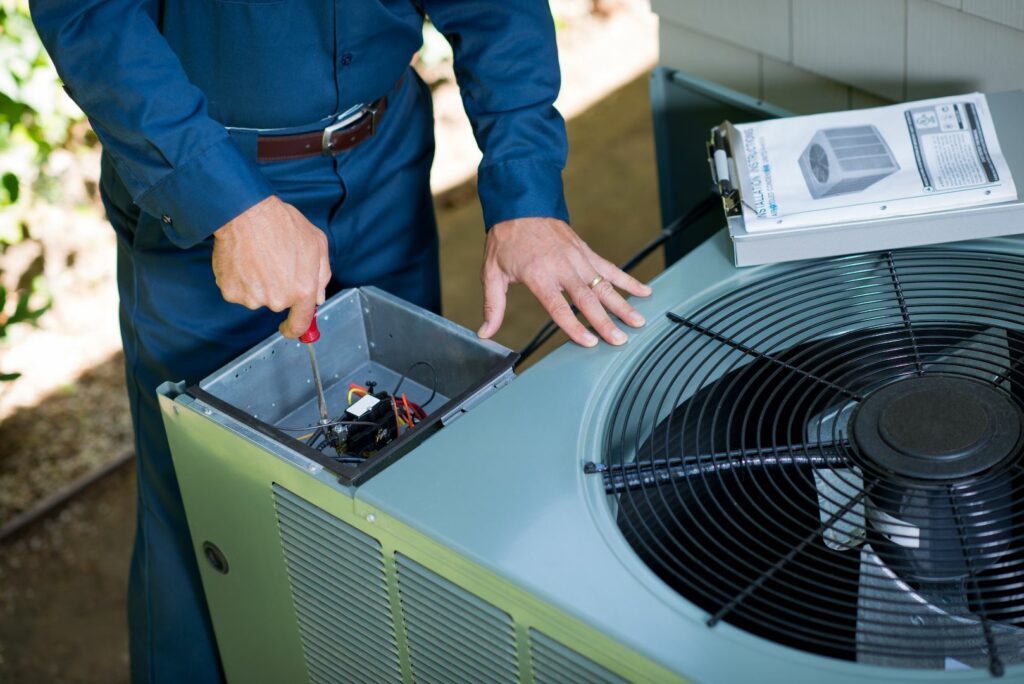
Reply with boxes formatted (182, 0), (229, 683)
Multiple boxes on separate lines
(631, 312), (646, 326)
(640, 285), (653, 295)
(611, 329), (627, 345)
(583, 332), (599, 347)
(477, 322), (489, 338)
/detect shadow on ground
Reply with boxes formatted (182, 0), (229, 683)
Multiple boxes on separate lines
(0, 73), (663, 683)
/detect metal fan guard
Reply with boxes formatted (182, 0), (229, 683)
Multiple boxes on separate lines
(597, 248), (1024, 677)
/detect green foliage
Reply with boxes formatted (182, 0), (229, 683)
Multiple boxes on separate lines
(0, 0), (82, 381)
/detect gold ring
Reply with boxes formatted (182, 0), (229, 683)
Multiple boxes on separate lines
(588, 275), (605, 289)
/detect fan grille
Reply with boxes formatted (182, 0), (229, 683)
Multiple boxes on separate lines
(596, 248), (1024, 677)
(809, 143), (830, 183)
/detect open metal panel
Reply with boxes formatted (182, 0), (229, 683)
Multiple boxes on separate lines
(649, 67), (789, 266)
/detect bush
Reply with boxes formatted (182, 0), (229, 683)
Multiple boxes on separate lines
(0, 0), (83, 381)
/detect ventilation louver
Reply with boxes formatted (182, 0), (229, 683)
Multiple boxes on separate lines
(395, 553), (520, 683)
(529, 629), (626, 684)
(594, 248), (1024, 677)
(273, 485), (402, 683)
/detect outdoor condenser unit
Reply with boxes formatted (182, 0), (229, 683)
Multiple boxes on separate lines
(798, 125), (899, 199)
(160, 73), (1024, 682)
(161, 229), (1024, 683)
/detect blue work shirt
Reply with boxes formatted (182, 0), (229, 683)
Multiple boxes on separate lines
(30, 0), (570, 249)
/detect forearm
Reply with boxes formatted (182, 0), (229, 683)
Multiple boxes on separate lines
(31, 0), (272, 247)
(421, 0), (569, 227)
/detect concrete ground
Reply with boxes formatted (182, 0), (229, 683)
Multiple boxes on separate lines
(0, 73), (663, 683)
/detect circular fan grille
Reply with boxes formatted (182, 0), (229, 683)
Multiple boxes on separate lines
(597, 249), (1024, 676)
(809, 143), (830, 183)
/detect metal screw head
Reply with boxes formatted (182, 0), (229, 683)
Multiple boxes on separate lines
(366, 514), (376, 523)
(203, 407), (213, 416)
(910, 615), (925, 627)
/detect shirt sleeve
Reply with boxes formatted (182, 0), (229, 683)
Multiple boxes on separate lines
(419, 0), (570, 228)
(30, 0), (274, 249)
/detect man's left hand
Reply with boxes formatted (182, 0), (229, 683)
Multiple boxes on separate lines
(478, 217), (652, 347)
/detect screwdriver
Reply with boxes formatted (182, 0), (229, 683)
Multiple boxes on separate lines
(299, 307), (330, 424)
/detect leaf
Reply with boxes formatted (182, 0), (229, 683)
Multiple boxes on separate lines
(0, 172), (17, 204)
(0, 284), (6, 312)
(14, 252), (43, 292)
(9, 290), (49, 325)
(0, 372), (21, 382)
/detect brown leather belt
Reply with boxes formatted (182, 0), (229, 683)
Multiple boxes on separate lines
(256, 76), (403, 162)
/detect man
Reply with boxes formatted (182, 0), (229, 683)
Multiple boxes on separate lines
(31, 0), (650, 680)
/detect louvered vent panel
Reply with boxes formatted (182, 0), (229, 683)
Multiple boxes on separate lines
(530, 629), (627, 684)
(273, 484), (401, 684)
(395, 553), (519, 683)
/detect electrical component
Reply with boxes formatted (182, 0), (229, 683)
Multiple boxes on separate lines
(345, 393), (380, 419)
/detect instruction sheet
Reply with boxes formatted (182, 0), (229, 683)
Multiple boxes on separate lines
(733, 93), (1017, 233)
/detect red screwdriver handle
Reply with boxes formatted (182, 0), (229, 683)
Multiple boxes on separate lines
(299, 306), (320, 344)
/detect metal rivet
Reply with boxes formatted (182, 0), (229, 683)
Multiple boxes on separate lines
(366, 514), (376, 523)
(910, 615), (924, 626)
(203, 407), (213, 416)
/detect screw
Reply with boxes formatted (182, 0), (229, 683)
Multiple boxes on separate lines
(366, 514), (376, 523)
(910, 615), (924, 626)
(203, 407), (213, 416)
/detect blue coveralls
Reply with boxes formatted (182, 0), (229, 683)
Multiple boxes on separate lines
(30, 1), (569, 680)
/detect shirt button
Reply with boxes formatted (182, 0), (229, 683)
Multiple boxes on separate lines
(341, 52), (353, 66)
(161, 215), (173, 225)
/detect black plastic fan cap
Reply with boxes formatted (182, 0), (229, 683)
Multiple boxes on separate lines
(851, 375), (1022, 480)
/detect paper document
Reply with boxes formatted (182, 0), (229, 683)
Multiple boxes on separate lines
(733, 93), (1017, 233)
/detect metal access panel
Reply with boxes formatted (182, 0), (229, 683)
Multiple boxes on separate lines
(185, 287), (516, 486)
(649, 67), (789, 266)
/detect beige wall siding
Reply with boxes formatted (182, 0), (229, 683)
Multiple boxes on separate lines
(653, 0), (1024, 113)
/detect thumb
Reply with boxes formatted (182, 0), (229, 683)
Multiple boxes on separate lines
(479, 268), (508, 339)
(281, 297), (317, 339)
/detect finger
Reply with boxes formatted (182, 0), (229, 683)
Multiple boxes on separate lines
(317, 244), (331, 306)
(591, 277), (645, 328)
(479, 266), (508, 339)
(528, 279), (597, 347)
(566, 275), (627, 346)
(280, 296), (317, 339)
(588, 250), (652, 297)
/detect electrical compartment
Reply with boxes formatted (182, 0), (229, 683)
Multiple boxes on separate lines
(179, 287), (516, 485)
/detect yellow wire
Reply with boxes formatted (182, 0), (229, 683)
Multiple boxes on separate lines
(347, 387), (367, 405)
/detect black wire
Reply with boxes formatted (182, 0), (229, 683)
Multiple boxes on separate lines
(393, 360), (438, 407)
(277, 419), (382, 431)
(517, 192), (721, 364)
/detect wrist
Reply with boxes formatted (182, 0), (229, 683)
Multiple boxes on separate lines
(215, 195), (278, 239)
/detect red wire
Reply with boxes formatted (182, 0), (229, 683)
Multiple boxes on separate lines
(401, 394), (415, 426)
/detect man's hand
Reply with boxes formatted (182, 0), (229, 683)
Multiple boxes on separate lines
(212, 196), (331, 339)
(478, 217), (652, 347)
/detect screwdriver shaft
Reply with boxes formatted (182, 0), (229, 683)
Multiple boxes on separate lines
(305, 343), (330, 423)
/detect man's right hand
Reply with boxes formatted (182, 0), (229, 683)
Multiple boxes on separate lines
(212, 195), (331, 339)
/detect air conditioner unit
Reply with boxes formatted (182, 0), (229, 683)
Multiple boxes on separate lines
(160, 230), (1024, 683)
(799, 125), (899, 199)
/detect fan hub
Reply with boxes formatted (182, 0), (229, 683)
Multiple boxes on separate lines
(851, 376), (1021, 480)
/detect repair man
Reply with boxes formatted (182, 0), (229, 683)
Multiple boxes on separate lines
(30, 0), (650, 680)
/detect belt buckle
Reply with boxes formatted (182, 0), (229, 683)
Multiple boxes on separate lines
(321, 102), (379, 154)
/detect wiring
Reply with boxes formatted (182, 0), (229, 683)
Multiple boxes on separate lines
(277, 419), (384, 432)
(393, 361), (438, 408)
